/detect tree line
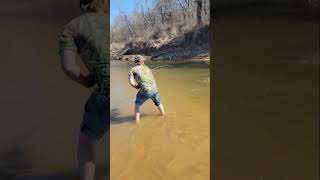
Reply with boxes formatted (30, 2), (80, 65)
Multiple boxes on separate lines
(111, 0), (210, 45)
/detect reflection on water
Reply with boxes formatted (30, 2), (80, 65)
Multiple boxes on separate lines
(110, 61), (210, 180)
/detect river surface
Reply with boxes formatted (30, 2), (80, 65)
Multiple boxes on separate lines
(212, 19), (319, 180)
(0, 16), (319, 180)
(110, 61), (210, 180)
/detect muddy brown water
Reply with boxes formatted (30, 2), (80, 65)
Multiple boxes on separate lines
(110, 61), (210, 180)
(212, 20), (319, 180)
(0, 16), (318, 180)
(0, 17), (211, 180)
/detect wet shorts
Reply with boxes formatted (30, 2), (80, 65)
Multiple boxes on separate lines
(80, 92), (109, 140)
(135, 91), (161, 106)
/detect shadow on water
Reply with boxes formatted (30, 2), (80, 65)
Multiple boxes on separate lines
(0, 147), (109, 180)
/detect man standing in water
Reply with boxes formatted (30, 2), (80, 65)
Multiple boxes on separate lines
(128, 55), (165, 124)
(59, 0), (109, 179)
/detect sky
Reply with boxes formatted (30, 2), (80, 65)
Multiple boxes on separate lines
(110, 0), (136, 24)
(110, 0), (155, 24)
(0, 0), (153, 19)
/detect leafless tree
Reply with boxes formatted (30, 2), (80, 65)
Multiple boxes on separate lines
(111, 0), (210, 45)
(195, 0), (203, 26)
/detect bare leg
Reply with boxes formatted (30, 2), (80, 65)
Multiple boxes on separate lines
(78, 133), (95, 180)
(157, 104), (165, 115)
(134, 104), (141, 124)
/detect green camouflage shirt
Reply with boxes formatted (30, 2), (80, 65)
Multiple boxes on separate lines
(60, 12), (109, 93)
(128, 65), (158, 93)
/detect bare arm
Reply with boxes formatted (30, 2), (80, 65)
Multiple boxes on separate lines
(60, 50), (95, 88)
(128, 76), (139, 89)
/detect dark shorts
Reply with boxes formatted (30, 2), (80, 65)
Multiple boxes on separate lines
(135, 91), (161, 106)
(80, 92), (109, 140)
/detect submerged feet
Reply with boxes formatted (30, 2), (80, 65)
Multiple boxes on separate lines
(135, 112), (141, 124)
(158, 104), (165, 116)
(134, 104), (165, 124)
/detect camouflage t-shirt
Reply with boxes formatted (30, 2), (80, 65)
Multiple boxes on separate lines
(59, 12), (109, 94)
(128, 65), (158, 93)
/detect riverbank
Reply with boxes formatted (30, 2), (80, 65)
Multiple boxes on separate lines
(111, 25), (210, 62)
(114, 54), (211, 64)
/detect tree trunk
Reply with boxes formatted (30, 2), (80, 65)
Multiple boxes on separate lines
(122, 14), (134, 38)
(178, 0), (187, 23)
(203, 0), (206, 17)
(145, 0), (154, 26)
(160, 6), (165, 25)
(141, 5), (148, 29)
(196, 0), (203, 26)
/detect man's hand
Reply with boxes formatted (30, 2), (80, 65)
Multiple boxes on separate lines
(134, 83), (140, 89)
(128, 76), (139, 89)
(81, 73), (96, 88)
(60, 50), (96, 88)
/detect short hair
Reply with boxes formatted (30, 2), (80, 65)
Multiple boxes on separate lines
(134, 55), (144, 64)
(80, 0), (108, 12)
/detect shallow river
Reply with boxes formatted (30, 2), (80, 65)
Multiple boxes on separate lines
(0, 16), (318, 180)
(110, 61), (210, 180)
(212, 19), (319, 180)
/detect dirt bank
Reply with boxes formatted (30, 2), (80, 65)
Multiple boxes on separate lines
(111, 25), (210, 62)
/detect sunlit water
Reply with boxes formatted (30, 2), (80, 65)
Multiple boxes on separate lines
(0, 16), (318, 180)
(110, 61), (210, 180)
